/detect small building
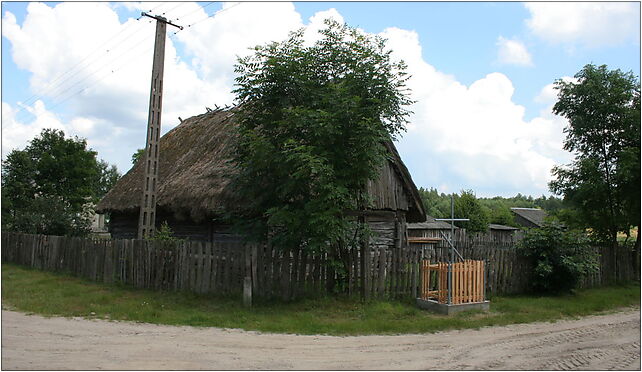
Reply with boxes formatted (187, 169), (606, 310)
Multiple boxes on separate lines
(488, 223), (521, 243)
(510, 207), (548, 228)
(407, 215), (458, 240)
(96, 108), (426, 249)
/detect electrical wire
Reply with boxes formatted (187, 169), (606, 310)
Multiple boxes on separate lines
(45, 43), (156, 114)
(46, 32), (155, 105)
(13, 17), (146, 116)
(172, 1), (215, 22)
(180, 2), (241, 32)
(159, 2), (186, 17)
(14, 29), (155, 123)
(12, 17), (152, 122)
(13, 2), (227, 122)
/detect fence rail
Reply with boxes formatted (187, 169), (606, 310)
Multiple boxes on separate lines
(1, 232), (638, 301)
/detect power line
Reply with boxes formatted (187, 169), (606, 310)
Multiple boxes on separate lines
(47, 32), (155, 105)
(12, 17), (152, 121)
(45, 43), (156, 115)
(13, 17), (147, 117)
(15, 30), (155, 122)
(172, 1), (216, 22)
(159, 2), (186, 17)
(180, 2), (241, 32)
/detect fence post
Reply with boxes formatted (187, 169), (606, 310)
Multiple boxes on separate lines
(243, 244), (252, 307)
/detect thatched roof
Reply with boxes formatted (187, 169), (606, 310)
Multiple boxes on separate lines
(97, 108), (425, 222)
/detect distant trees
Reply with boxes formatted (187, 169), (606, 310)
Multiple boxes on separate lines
(549, 64), (640, 250)
(1, 129), (120, 236)
(417, 187), (564, 229)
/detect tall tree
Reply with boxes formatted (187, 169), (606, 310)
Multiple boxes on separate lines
(231, 20), (412, 254)
(1, 129), (120, 236)
(454, 190), (489, 233)
(549, 64), (640, 250)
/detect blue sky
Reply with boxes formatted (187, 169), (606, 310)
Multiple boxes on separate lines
(2, 1), (640, 198)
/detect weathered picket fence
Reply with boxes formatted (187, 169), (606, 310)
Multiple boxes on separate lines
(2, 232), (638, 301)
(1, 232), (427, 300)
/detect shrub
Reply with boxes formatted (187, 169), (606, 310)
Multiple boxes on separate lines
(147, 221), (183, 244)
(518, 223), (599, 293)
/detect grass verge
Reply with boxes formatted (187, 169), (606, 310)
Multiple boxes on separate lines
(2, 263), (639, 336)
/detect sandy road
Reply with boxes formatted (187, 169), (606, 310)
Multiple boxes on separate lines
(2, 308), (640, 370)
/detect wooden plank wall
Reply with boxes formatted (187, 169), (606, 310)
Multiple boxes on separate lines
(2, 232), (638, 301)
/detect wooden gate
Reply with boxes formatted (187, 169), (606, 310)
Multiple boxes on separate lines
(420, 259), (485, 304)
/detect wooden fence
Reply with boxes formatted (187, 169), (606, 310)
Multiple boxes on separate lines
(420, 260), (485, 304)
(1, 232), (638, 301)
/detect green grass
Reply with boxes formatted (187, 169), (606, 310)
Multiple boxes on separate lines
(2, 263), (639, 336)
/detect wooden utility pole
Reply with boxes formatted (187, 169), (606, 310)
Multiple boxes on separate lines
(137, 13), (182, 239)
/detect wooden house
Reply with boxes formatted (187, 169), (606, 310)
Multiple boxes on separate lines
(96, 108), (426, 250)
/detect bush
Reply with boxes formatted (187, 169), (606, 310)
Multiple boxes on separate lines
(147, 221), (183, 243)
(518, 223), (599, 293)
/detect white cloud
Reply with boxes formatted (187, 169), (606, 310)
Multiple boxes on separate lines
(175, 2), (303, 83)
(381, 27), (571, 196)
(2, 3), (574, 197)
(496, 36), (533, 66)
(525, 2), (640, 48)
(1, 2), (304, 173)
(2, 101), (65, 157)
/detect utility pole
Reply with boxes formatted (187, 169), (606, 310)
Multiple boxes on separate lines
(137, 13), (182, 240)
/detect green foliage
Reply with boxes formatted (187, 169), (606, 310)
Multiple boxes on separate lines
(489, 206), (515, 226)
(417, 187), (451, 218)
(95, 160), (120, 199)
(231, 20), (412, 254)
(454, 190), (489, 233)
(1, 129), (120, 236)
(549, 64), (640, 246)
(518, 224), (600, 293)
(417, 188), (565, 227)
(147, 221), (183, 243)
(131, 148), (144, 165)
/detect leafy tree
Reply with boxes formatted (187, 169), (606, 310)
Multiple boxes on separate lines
(1, 129), (120, 236)
(95, 160), (121, 200)
(131, 148), (144, 164)
(518, 224), (599, 293)
(454, 190), (489, 233)
(489, 205), (516, 226)
(549, 64), (640, 251)
(231, 20), (412, 256)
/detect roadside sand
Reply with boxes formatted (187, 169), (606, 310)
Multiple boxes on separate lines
(2, 308), (639, 370)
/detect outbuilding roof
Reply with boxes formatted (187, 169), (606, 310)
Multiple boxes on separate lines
(510, 207), (548, 227)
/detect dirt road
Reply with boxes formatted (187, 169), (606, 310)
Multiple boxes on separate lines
(2, 308), (640, 370)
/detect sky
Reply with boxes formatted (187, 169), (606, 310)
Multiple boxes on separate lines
(2, 1), (640, 198)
